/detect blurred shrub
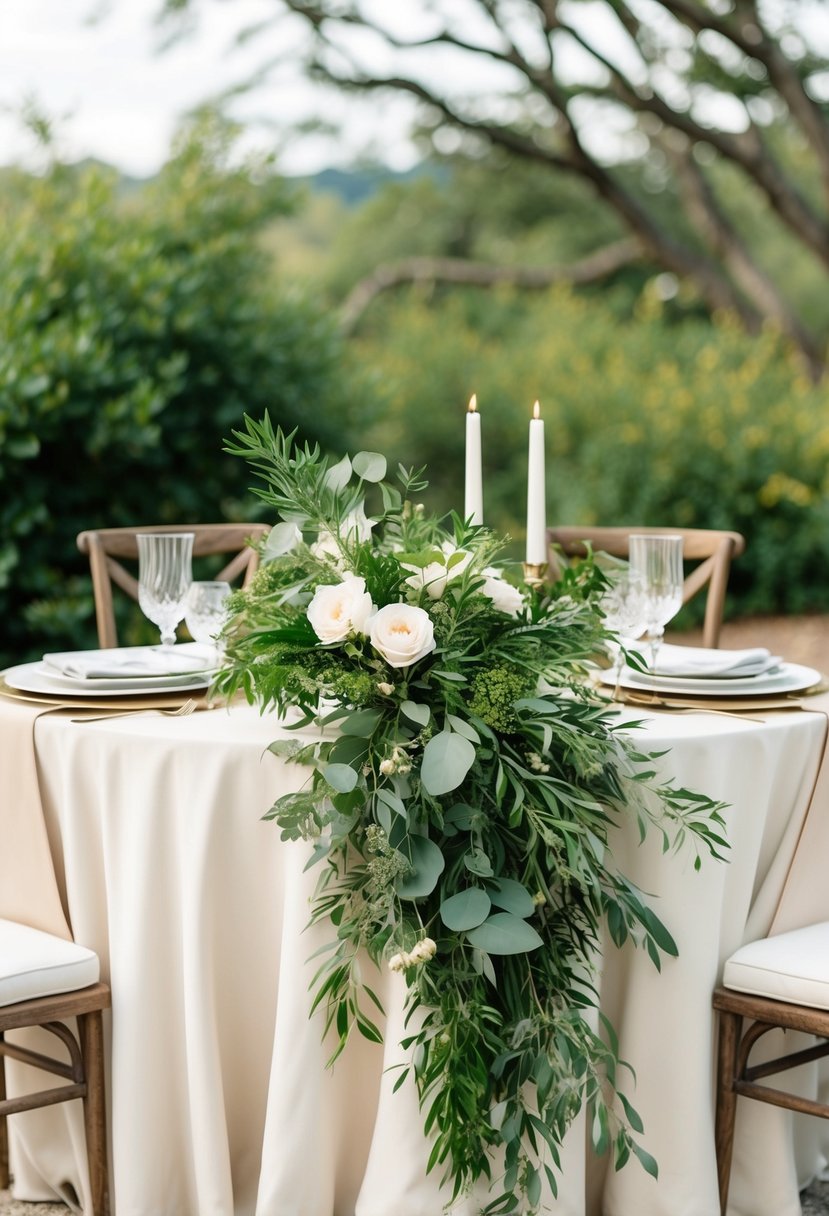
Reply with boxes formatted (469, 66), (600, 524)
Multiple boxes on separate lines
(0, 115), (362, 664)
(348, 283), (829, 624)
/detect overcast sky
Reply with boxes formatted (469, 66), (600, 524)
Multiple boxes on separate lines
(2, 1), (828, 179)
(0, 0), (423, 177)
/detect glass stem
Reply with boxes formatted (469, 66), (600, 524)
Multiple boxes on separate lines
(647, 627), (664, 671)
(160, 630), (177, 648)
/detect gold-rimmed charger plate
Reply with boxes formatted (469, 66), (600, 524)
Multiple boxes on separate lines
(0, 676), (214, 713)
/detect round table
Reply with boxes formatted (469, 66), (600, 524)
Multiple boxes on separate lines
(5, 696), (829, 1215)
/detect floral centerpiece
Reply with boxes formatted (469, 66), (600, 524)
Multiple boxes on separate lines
(215, 416), (726, 1212)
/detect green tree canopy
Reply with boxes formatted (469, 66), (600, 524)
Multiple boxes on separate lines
(161, 0), (829, 376)
(0, 114), (362, 663)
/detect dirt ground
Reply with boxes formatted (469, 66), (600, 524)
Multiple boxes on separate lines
(675, 614), (829, 672)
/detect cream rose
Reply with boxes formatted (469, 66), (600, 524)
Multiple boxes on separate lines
(306, 575), (375, 644)
(369, 603), (436, 669)
(481, 568), (525, 618)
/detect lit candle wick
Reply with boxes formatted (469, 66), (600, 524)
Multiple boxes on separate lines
(468, 394), (478, 414)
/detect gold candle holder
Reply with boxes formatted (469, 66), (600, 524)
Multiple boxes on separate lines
(522, 562), (548, 588)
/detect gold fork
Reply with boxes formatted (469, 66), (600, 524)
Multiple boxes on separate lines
(70, 699), (202, 724)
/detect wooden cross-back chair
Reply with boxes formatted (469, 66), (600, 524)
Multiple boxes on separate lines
(546, 526), (746, 649)
(77, 523), (270, 649)
(714, 923), (829, 1215)
(0, 920), (110, 1215)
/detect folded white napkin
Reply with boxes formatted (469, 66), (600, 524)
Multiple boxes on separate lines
(42, 644), (215, 680)
(626, 642), (780, 679)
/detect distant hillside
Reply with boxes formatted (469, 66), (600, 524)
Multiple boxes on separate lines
(299, 162), (446, 206)
(0, 156), (442, 208)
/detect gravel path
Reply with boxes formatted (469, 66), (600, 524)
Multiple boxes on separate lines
(2, 616), (828, 1216)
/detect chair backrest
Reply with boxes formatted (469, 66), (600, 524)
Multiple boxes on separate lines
(77, 523), (270, 648)
(546, 525), (746, 649)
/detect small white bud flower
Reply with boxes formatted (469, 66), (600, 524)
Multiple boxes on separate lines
(377, 681), (394, 696)
(379, 758), (396, 776)
(408, 937), (437, 965)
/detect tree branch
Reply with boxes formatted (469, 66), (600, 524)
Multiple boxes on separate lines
(668, 145), (824, 377)
(339, 240), (641, 334)
(550, 5), (829, 267)
(656, 0), (829, 194)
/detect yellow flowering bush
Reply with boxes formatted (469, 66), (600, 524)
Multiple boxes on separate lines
(351, 285), (829, 620)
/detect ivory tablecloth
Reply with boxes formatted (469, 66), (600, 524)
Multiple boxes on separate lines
(3, 695), (829, 1216)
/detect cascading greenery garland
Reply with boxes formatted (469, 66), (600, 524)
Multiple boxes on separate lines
(216, 415), (727, 1213)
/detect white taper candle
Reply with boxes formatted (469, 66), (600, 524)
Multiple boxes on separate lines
(464, 394), (483, 526)
(526, 400), (547, 564)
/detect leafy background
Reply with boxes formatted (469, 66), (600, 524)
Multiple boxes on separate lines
(2, 113), (829, 666)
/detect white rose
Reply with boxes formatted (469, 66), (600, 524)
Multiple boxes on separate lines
(370, 603), (436, 669)
(401, 543), (473, 601)
(310, 530), (341, 563)
(403, 560), (451, 600)
(481, 568), (525, 618)
(311, 506), (375, 565)
(306, 575), (375, 644)
(342, 504), (374, 543)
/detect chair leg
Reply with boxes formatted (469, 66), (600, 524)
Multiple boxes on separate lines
(0, 1034), (8, 1191)
(715, 1009), (741, 1216)
(79, 1012), (109, 1216)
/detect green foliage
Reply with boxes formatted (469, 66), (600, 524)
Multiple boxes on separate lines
(0, 114), (362, 664)
(345, 284), (829, 622)
(217, 421), (727, 1208)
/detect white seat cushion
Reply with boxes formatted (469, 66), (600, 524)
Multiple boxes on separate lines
(723, 922), (829, 1011)
(0, 919), (100, 1008)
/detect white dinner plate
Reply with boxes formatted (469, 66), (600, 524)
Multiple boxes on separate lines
(3, 661), (214, 697)
(42, 642), (215, 682)
(597, 661), (822, 698)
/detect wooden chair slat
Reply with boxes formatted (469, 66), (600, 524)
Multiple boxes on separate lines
(546, 525), (745, 648)
(0, 980), (111, 1213)
(77, 524), (269, 648)
(713, 982), (829, 1214)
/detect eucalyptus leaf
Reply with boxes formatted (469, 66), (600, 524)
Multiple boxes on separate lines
(466, 914), (544, 955)
(376, 788), (407, 817)
(340, 709), (383, 737)
(324, 454), (352, 490)
(464, 848), (494, 877)
(421, 731), (476, 796)
(488, 878), (535, 919)
(352, 450), (387, 482)
(446, 714), (480, 743)
(444, 803), (479, 831)
(327, 735), (369, 766)
(322, 763), (359, 793)
(401, 700), (430, 728)
(263, 521), (302, 559)
(396, 834), (445, 898)
(440, 888), (491, 931)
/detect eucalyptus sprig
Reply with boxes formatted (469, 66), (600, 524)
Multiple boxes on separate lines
(218, 416), (728, 1213)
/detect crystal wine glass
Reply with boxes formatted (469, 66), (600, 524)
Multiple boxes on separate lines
(598, 564), (647, 693)
(137, 532), (194, 648)
(628, 534), (684, 671)
(184, 580), (231, 655)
